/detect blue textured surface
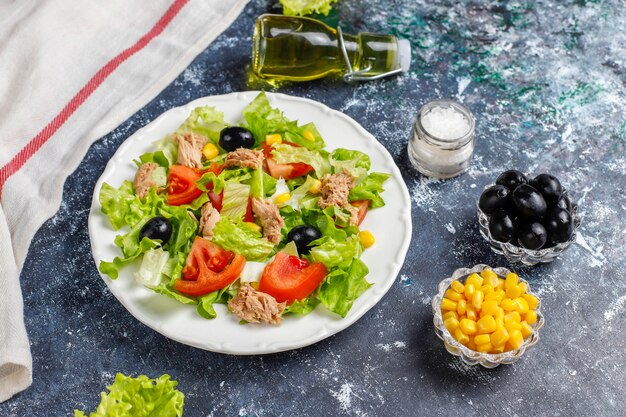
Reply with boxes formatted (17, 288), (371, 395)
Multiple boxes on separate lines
(3, 0), (626, 415)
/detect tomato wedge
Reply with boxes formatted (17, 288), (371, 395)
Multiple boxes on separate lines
(262, 142), (314, 180)
(350, 200), (370, 226)
(203, 163), (225, 211)
(174, 237), (246, 297)
(244, 197), (254, 222)
(259, 253), (328, 304)
(167, 165), (203, 206)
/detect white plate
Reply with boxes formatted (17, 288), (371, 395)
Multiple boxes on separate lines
(88, 91), (412, 355)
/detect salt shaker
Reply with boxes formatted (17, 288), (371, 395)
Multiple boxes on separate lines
(407, 100), (476, 179)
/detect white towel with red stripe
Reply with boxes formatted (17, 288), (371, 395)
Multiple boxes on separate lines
(0, 0), (248, 402)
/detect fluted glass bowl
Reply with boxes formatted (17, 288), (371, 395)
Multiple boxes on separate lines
(477, 185), (582, 266)
(432, 264), (545, 368)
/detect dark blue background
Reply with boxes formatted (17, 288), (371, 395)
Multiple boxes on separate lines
(3, 0), (626, 415)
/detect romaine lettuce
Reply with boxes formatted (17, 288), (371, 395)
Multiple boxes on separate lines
(211, 218), (275, 261)
(318, 259), (371, 317)
(175, 106), (227, 142)
(271, 143), (331, 177)
(348, 172), (391, 208)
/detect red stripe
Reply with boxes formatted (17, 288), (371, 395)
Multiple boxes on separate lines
(0, 0), (189, 195)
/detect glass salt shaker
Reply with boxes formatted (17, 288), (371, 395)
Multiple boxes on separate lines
(407, 99), (476, 179)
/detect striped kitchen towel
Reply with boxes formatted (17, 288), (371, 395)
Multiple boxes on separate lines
(0, 0), (248, 402)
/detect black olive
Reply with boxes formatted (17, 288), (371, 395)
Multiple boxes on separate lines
(530, 173), (563, 204)
(496, 170), (528, 192)
(544, 207), (574, 244)
(287, 225), (322, 255)
(478, 185), (510, 215)
(219, 126), (255, 152)
(512, 184), (547, 220)
(554, 195), (572, 212)
(139, 216), (172, 244)
(517, 222), (547, 250)
(488, 210), (516, 243)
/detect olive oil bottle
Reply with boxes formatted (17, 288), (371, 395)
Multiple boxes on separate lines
(252, 14), (410, 82)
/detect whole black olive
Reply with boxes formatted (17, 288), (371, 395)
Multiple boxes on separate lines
(530, 173), (563, 204)
(219, 126), (255, 152)
(554, 195), (572, 212)
(544, 207), (574, 244)
(478, 185), (510, 215)
(287, 225), (322, 255)
(139, 216), (172, 244)
(488, 210), (516, 243)
(517, 222), (548, 250)
(512, 184), (547, 220)
(496, 170), (528, 192)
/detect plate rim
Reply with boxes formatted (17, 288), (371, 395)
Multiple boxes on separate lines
(88, 91), (412, 355)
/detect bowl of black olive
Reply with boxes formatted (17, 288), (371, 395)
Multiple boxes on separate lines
(477, 170), (581, 266)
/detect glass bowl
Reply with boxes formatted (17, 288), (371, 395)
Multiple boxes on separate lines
(432, 264), (545, 368)
(477, 185), (582, 266)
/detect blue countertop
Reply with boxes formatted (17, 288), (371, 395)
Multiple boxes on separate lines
(3, 0), (625, 415)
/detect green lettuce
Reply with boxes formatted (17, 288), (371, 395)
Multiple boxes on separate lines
(284, 297), (320, 316)
(309, 234), (362, 269)
(280, 0), (338, 16)
(99, 238), (160, 280)
(348, 172), (391, 208)
(99, 181), (137, 230)
(74, 373), (184, 417)
(271, 143), (331, 177)
(318, 259), (371, 317)
(220, 182), (250, 220)
(211, 218), (275, 261)
(175, 106), (227, 142)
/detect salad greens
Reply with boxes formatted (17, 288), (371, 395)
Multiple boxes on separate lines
(99, 92), (390, 321)
(74, 373), (184, 417)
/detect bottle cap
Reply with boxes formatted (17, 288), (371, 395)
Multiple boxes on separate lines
(397, 39), (411, 72)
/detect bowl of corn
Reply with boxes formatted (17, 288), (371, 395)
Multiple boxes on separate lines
(432, 264), (544, 368)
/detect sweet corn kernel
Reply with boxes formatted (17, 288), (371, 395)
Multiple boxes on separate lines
(490, 327), (510, 347)
(519, 281), (528, 295)
(441, 298), (457, 311)
(456, 299), (467, 316)
(450, 280), (465, 294)
(514, 297), (530, 314)
(496, 278), (505, 289)
(444, 317), (460, 333)
(443, 311), (458, 321)
(506, 284), (523, 299)
(477, 315), (497, 333)
(525, 310), (538, 325)
(466, 273), (484, 288)
(359, 231), (375, 248)
(464, 283), (476, 299)
(494, 306), (504, 322)
(491, 345), (505, 354)
(459, 318), (478, 335)
(481, 285), (495, 296)
(472, 290), (484, 310)
(474, 334), (491, 345)
(454, 328), (470, 345)
(504, 311), (521, 324)
(265, 133), (283, 145)
(480, 268), (498, 283)
(303, 130), (316, 142)
(250, 281), (260, 290)
(501, 298), (517, 311)
(445, 289), (464, 302)
(505, 272), (519, 291)
(274, 192), (291, 205)
(507, 329), (524, 350)
(522, 294), (539, 310)
(476, 342), (493, 353)
(520, 321), (533, 338)
(243, 222), (262, 233)
(466, 305), (478, 321)
(467, 340), (477, 350)
(309, 178), (322, 194)
(504, 321), (522, 333)
(482, 300), (499, 316)
(202, 143), (219, 160)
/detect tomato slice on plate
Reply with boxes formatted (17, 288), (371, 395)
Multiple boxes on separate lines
(174, 237), (246, 297)
(262, 142), (314, 180)
(350, 199), (370, 226)
(167, 165), (203, 206)
(259, 252), (328, 304)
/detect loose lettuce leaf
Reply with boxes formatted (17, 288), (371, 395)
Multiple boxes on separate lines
(271, 143), (331, 177)
(196, 171), (225, 194)
(348, 172), (391, 208)
(175, 106), (227, 142)
(196, 286), (238, 319)
(249, 167), (277, 199)
(99, 238), (159, 280)
(280, 0), (338, 16)
(331, 148), (371, 170)
(284, 297), (320, 316)
(309, 235), (362, 269)
(74, 373), (184, 417)
(212, 218), (275, 261)
(284, 122), (325, 150)
(220, 182), (250, 220)
(99, 181), (137, 230)
(318, 259), (371, 317)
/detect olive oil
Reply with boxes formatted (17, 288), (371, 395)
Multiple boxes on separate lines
(252, 14), (410, 82)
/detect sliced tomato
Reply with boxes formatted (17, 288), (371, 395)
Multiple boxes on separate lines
(262, 142), (314, 180)
(205, 162), (224, 176)
(244, 197), (254, 222)
(351, 199), (370, 226)
(259, 252), (328, 304)
(167, 165), (203, 206)
(174, 237), (245, 297)
(208, 191), (223, 212)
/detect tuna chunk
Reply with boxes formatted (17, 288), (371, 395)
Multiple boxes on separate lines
(199, 202), (221, 239)
(318, 171), (359, 225)
(133, 162), (160, 199)
(174, 132), (207, 168)
(223, 148), (264, 170)
(251, 198), (284, 244)
(228, 285), (286, 325)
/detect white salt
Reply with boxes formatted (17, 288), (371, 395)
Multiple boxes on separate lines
(421, 105), (470, 140)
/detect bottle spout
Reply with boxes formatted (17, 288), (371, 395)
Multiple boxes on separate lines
(397, 38), (411, 72)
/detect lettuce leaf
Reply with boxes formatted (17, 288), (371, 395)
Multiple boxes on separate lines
(284, 297), (320, 316)
(99, 181), (137, 230)
(348, 172), (391, 208)
(211, 218), (275, 261)
(175, 106), (227, 142)
(74, 373), (184, 417)
(271, 143), (331, 177)
(280, 0), (338, 16)
(317, 259), (371, 317)
(99, 238), (160, 280)
(309, 235), (362, 269)
(220, 182), (250, 220)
